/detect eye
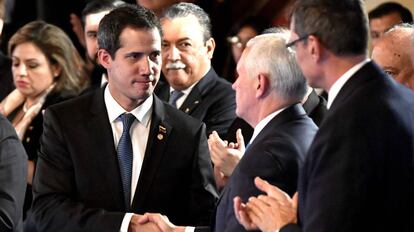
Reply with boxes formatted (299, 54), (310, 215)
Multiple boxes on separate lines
(86, 32), (97, 39)
(179, 42), (191, 48)
(149, 51), (161, 61)
(27, 62), (39, 69)
(161, 42), (169, 49)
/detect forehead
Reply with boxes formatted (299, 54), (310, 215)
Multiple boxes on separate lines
(370, 12), (402, 31)
(118, 27), (161, 51)
(85, 11), (110, 28)
(13, 42), (46, 58)
(372, 37), (409, 67)
(161, 15), (204, 41)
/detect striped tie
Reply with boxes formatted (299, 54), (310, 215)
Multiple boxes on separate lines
(168, 90), (184, 108)
(117, 113), (135, 210)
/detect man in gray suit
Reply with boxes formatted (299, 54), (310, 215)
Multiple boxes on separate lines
(0, 114), (27, 232)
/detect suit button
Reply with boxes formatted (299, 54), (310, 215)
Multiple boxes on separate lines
(185, 108), (190, 113)
(26, 137), (31, 143)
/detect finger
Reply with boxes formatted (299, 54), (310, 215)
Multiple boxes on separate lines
(233, 196), (243, 221)
(137, 213), (149, 224)
(254, 177), (290, 201)
(236, 129), (245, 151)
(292, 191), (299, 209)
(233, 197), (257, 230)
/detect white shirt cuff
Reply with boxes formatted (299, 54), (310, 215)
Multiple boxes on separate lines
(185, 226), (195, 232)
(120, 213), (134, 232)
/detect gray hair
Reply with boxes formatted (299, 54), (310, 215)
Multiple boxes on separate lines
(244, 28), (307, 102)
(161, 2), (212, 42)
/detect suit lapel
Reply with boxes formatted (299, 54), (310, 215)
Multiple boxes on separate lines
(179, 68), (217, 114)
(131, 96), (172, 210)
(88, 87), (125, 208)
(329, 61), (380, 112)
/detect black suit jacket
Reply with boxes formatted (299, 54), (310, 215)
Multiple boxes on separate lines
(32, 87), (218, 232)
(282, 62), (414, 232)
(226, 90), (326, 143)
(212, 104), (318, 232)
(155, 68), (236, 137)
(0, 115), (27, 232)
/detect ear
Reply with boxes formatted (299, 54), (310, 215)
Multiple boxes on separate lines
(51, 64), (62, 79)
(307, 35), (323, 62)
(205, 37), (216, 60)
(255, 73), (270, 98)
(97, 49), (112, 69)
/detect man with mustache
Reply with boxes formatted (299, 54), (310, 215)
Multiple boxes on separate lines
(154, 2), (236, 138)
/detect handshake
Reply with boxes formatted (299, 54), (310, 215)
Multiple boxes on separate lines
(128, 213), (185, 232)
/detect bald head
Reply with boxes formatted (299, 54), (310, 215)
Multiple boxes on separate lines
(372, 25), (414, 90)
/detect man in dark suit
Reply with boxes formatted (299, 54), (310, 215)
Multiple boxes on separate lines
(32, 5), (217, 232)
(136, 29), (318, 232)
(234, 1), (414, 232)
(0, 114), (27, 232)
(155, 2), (236, 138)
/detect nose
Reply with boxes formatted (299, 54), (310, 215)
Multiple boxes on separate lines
(139, 56), (156, 76)
(167, 45), (181, 61)
(14, 64), (28, 78)
(232, 78), (238, 91)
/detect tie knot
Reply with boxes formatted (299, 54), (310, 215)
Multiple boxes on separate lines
(169, 90), (184, 108)
(120, 113), (135, 132)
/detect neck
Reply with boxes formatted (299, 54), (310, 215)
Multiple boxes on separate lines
(248, 97), (292, 128)
(322, 54), (367, 91)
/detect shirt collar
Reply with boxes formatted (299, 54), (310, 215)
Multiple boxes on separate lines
(169, 79), (199, 96)
(327, 59), (370, 109)
(104, 86), (153, 127)
(249, 107), (287, 144)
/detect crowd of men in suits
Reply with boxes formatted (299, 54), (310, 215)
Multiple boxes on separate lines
(1, 0), (414, 232)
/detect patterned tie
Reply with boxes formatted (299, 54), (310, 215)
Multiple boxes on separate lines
(168, 90), (184, 108)
(117, 113), (135, 210)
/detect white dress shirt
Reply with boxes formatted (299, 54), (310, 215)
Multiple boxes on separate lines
(103, 86), (152, 232)
(327, 59), (370, 109)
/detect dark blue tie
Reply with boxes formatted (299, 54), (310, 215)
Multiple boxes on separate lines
(117, 113), (135, 210)
(169, 90), (184, 108)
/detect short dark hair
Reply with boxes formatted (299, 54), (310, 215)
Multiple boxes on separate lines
(292, 0), (368, 56)
(97, 4), (162, 58)
(81, 0), (125, 28)
(369, 2), (413, 23)
(161, 2), (212, 42)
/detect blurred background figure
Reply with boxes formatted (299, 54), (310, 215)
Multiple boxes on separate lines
(372, 23), (414, 91)
(0, 0), (13, 100)
(136, 0), (195, 16)
(223, 16), (270, 83)
(80, 0), (125, 92)
(368, 1), (413, 47)
(0, 20), (87, 225)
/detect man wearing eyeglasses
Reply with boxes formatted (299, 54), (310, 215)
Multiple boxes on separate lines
(234, 0), (414, 232)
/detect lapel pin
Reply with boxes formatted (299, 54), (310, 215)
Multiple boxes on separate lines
(185, 108), (190, 113)
(158, 125), (167, 140)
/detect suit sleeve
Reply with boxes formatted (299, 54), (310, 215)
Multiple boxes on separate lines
(188, 123), (218, 226)
(0, 117), (27, 232)
(32, 108), (125, 232)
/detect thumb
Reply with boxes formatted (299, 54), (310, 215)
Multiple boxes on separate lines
(254, 177), (286, 200)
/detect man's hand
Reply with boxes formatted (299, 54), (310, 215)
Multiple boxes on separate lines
(208, 129), (244, 177)
(233, 177), (298, 232)
(233, 196), (259, 230)
(129, 214), (162, 232)
(138, 213), (185, 232)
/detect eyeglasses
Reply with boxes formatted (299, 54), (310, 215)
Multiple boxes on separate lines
(285, 34), (310, 50)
